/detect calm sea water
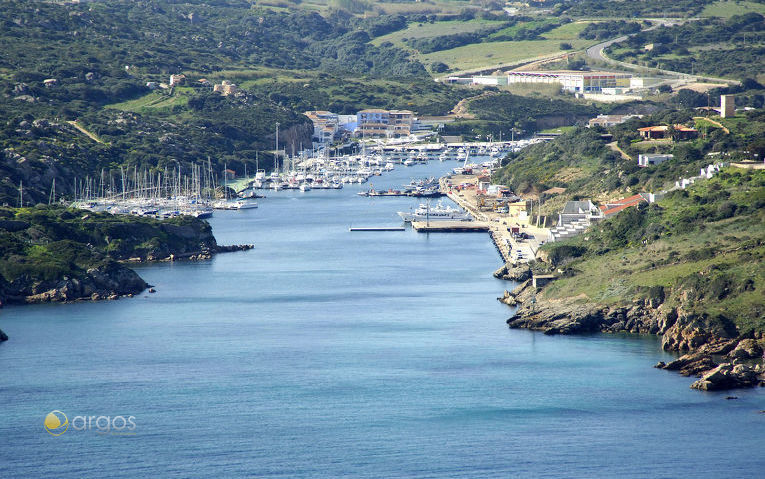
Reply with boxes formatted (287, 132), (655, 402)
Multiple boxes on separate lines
(1, 162), (763, 478)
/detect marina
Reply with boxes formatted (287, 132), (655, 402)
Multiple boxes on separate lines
(66, 139), (539, 221)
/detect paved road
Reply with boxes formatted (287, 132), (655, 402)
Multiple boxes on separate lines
(586, 20), (739, 86)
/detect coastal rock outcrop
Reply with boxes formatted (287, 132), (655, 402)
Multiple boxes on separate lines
(498, 279), (535, 306)
(0, 328), (7, 342)
(690, 363), (762, 391)
(656, 352), (716, 377)
(502, 285), (765, 390)
(727, 339), (763, 360)
(493, 263), (531, 282)
(15, 261), (148, 304)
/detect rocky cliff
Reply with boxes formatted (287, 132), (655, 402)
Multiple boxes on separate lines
(501, 281), (765, 391)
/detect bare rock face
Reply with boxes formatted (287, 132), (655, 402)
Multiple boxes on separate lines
(493, 263), (532, 282)
(727, 339), (763, 360)
(498, 279), (536, 306)
(658, 352), (716, 377)
(690, 363), (763, 391)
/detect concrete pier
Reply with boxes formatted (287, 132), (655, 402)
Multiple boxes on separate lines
(411, 221), (488, 232)
(349, 226), (406, 232)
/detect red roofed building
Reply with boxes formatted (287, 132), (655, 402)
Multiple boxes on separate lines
(638, 125), (698, 140)
(599, 194), (648, 217)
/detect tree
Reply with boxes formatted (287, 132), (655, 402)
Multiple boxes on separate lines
(430, 62), (449, 74)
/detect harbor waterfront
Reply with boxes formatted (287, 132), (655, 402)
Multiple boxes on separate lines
(1, 161), (763, 478)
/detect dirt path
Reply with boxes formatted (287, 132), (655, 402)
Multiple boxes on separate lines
(607, 141), (632, 161)
(67, 120), (105, 144)
(693, 116), (729, 134)
(450, 91), (498, 119)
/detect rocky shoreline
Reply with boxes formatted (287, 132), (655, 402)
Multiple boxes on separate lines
(0, 244), (253, 307)
(499, 275), (765, 391)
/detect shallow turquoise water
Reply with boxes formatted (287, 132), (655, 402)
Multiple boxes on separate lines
(1, 162), (763, 477)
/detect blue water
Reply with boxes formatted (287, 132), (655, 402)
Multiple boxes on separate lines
(1, 162), (763, 478)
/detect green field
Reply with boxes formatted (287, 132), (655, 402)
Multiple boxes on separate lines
(539, 126), (577, 134)
(701, 0), (765, 17)
(541, 21), (592, 40)
(106, 87), (193, 112)
(370, 19), (504, 47)
(373, 0), (480, 15)
(419, 38), (591, 72)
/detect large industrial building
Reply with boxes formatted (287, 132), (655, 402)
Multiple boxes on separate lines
(447, 70), (636, 94)
(504, 71), (632, 93)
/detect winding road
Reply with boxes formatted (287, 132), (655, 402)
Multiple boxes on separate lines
(586, 19), (740, 86)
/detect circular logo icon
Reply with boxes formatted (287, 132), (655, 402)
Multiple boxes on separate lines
(44, 410), (68, 436)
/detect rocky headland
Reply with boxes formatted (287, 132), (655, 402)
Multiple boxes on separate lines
(500, 279), (765, 391)
(0, 206), (254, 308)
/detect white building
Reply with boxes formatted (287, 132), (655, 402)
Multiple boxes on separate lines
(505, 71), (632, 93)
(638, 153), (673, 167)
(169, 74), (186, 87)
(472, 75), (508, 86)
(305, 111), (340, 144)
(588, 114), (641, 128)
(548, 200), (603, 242)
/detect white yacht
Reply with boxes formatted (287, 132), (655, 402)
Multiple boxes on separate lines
(212, 199), (257, 210)
(398, 201), (472, 223)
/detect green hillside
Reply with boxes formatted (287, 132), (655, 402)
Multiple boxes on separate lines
(539, 169), (765, 335)
(0, 0), (432, 205)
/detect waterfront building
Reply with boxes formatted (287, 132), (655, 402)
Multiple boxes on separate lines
(356, 109), (414, 137)
(548, 200), (603, 242)
(305, 111), (340, 144)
